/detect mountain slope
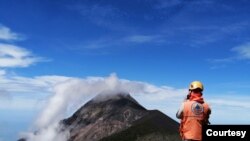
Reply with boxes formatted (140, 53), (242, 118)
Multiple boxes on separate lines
(100, 110), (180, 141)
(19, 93), (181, 141)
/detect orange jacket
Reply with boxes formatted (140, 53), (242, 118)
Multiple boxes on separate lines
(179, 93), (211, 141)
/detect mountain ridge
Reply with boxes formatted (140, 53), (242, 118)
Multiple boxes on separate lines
(62, 93), (181, 141)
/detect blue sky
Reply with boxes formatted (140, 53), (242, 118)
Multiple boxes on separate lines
(0, 0), (250, 140)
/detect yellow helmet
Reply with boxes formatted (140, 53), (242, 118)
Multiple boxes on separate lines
(189, 81), (204, 91)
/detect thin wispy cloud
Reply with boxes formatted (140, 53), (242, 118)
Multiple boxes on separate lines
(67, 0), (250, 52)
(174, 22), (250, 46)
(69, 3), (130, 32)
(124, 35), (163, 43)
(77, 4), (122, 22)
(154, 0), (185, 9)
(82, 38), (116, 49)
(154, 0), (215, 9)
(69, 0), (189, 32)
(210, 99), (250, 109)
(207, 57), (235, 64)
(207, 94), (250, 124)
(71, 34), (165, 53)
(232, 42), (250, 59)
(208, 42), (250, 68)
(0, 43), (45, 68)
(66, 0), (249, 51)
(207, 57), (235, 69)
(0, 25), (23, 41)
(215, 81), (250, 90)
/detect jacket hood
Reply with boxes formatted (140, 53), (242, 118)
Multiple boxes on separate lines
(189, 93), (204, 103)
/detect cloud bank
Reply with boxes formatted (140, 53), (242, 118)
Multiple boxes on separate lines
(13, 73), (250, 141)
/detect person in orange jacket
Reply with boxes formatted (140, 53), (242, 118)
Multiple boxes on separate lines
(176, 81), (211, 141)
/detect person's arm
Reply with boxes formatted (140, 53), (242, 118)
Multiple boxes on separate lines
(176, 102), (184, 119)
(207, 106), (211, 124)
(203, 104), (211, 125)
(208, 107), (211, 116)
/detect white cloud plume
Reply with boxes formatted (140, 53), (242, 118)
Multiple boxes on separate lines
(20, 123), (69, 141)
(34, 73), (186, 129)
(0, 25), (22, 41)
(0, 43), (45, 68)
